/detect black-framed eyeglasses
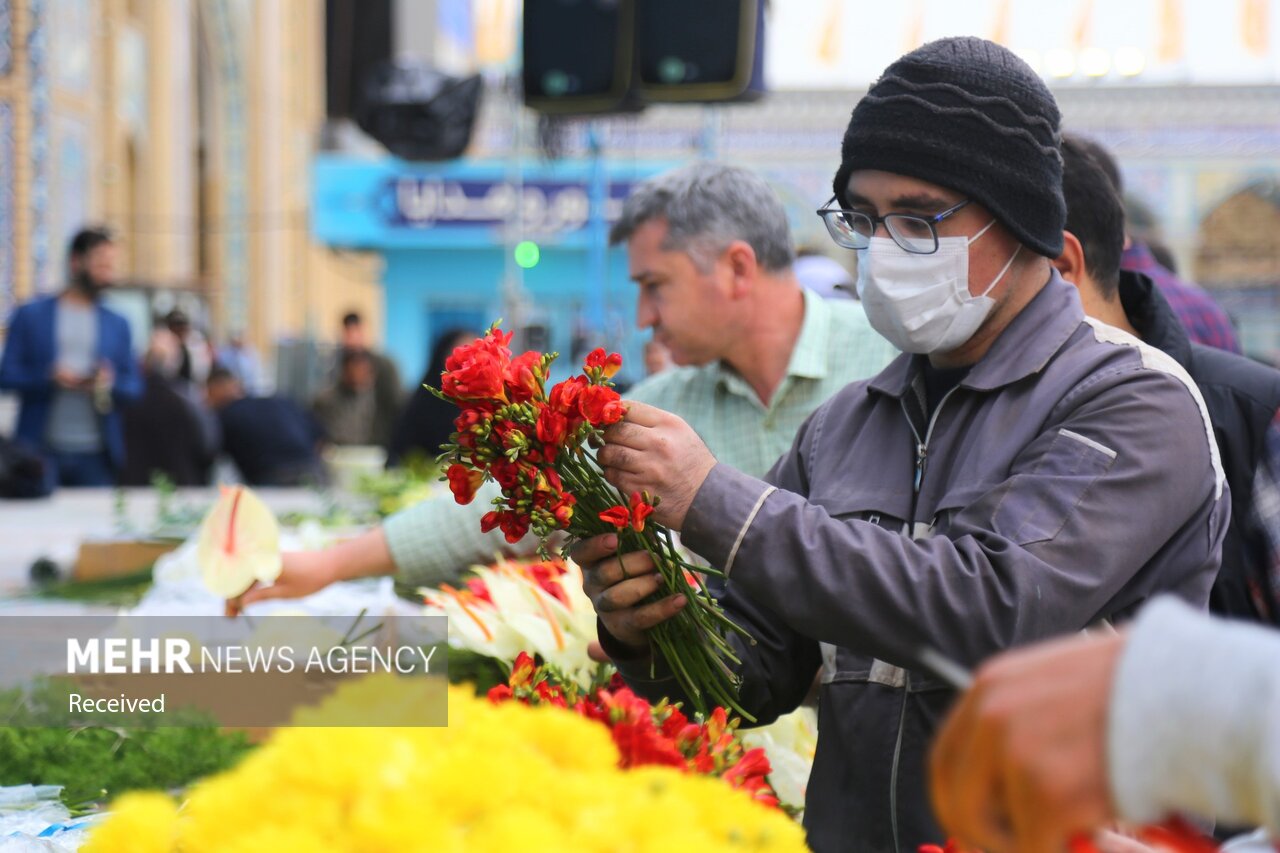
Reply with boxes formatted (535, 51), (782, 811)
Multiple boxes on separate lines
(816, 197), (971, 255)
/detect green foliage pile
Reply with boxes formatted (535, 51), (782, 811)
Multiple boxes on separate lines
(0, 680), (254, 809)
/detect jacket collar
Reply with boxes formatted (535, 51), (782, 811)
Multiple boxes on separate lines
(1116, 269), (1193, 369)
(868, 269), (1085, 399)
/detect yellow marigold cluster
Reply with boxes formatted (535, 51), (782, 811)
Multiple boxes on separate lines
(83, 684), (807, 852)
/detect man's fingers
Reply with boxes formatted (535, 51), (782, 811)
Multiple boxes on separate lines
(586, 640), (611, 664)
(596, 444), (644, 474)
(239, 581), (285, 607)
(602, 420), (651, 449)
(593, 574), (665, 613)
(583, 551), (659, 597)
(569, 533), (618, 568)
(943, 692), (1017, 852)
(627, 593), (687, 630)
(224, 582), (260, 618)
(621, 401), (665, 427)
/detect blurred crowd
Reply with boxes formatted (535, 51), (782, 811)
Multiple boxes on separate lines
(0, 233), (686, 495)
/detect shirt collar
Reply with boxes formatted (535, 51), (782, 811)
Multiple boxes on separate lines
(785, 288), (832, 381)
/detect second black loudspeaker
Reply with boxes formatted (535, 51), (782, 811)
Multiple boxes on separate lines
(636, 0), (765, 103)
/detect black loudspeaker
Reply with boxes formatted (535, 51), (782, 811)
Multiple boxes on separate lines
(522, 0), (642, 115)
(355, 63), (483, 161)
(325, 0), (393, 119)
(637, 0), (765, 103)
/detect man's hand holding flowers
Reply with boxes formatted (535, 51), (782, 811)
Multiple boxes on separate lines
(597, 401), (718, 531)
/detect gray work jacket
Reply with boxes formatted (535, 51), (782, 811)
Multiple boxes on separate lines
(614, 272), (1228, 852)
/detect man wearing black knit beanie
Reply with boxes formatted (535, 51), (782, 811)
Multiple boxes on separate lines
(580, 37), (1228, 852)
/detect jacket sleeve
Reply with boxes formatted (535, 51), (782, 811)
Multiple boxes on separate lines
(0, 308), (53, 395)
(110, 318), (143, 403)
(681, 368), (1228, 670)
(1109, 596), (1280, 833)
(609, 410), (826, 725)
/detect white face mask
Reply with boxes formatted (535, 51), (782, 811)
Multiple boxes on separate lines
(855, 220), (1021, 354)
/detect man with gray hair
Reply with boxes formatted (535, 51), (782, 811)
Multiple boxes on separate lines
(226, 162), (896, 610)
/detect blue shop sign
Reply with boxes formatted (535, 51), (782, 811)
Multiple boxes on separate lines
(384, 178), (634, 234)
(312, 156), (666, 250)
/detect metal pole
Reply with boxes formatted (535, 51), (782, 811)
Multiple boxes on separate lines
(585, 122), (607, 333)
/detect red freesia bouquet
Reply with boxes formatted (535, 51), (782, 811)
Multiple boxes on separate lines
(433, 325), (752, 718)
(489, 651), (779, 809)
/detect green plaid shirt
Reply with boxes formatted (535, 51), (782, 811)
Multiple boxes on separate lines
(384, 289), (898, 586)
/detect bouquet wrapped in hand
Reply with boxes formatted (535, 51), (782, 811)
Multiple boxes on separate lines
(433, 326), (752, 718)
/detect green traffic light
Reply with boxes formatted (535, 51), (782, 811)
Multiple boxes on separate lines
(514, 241), (541, 269)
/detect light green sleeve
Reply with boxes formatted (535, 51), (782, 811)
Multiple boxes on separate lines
(382, 481), (535, 588)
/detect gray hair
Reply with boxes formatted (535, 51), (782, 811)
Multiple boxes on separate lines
(608, 162), (794, 273)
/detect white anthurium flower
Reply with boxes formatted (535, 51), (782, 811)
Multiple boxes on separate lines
(419, 557), (603, 684)
(196, 486), (282, 599)
(742, 706), (819, 814)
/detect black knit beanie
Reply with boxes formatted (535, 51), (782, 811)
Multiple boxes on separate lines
(833, 37), (1065, 258)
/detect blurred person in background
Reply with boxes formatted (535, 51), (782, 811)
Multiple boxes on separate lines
(206, 365), (326, 487)
(1074, 137), (1242, 354)
(642, 338), (674, 377)
(385, 327), (479, 469)
(339, 310), (403, 446)
(793, 248), (855, 299)
(225, 161), (896, 614)
(312, 347), (387, 446)
(217, 329), (266, 395)
(0, 227), (142, 486)
(120, 329), (212, 486)
(1057, 134), (1280, 626)
(165, 308), (214, 390)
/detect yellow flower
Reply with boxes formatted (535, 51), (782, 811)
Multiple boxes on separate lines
(80, 791), (178, 853)
(85, 687), (807, 852)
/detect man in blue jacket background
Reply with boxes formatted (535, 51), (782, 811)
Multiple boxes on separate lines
(0, 227), (142, 486)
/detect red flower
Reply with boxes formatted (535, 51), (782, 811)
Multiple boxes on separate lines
(504, 351), (544, 402)
(464, 576), (493, 605)
(534, 680), (568, 707)
(610, 720), (687, 769)
(628, 492), (654, 532)
(550, 494), (575, 528)
(599, 504), (631, 529)
(487, 684), (513, 703)
(498, 512), (530, 544)
(579, 384), (625, 428)
(441, 329), (513, 404)
(585, 347), (623, 380)
(549, 376), (587, 419)
(659, 705), (690, 740)
(446, 463), (485, 505)
(480, 511), (501, 533)
(510, 651), (537, 687)
(489, 460), (524, 491)
(599, 494), (654, 532)
(536, 407), (570, 447)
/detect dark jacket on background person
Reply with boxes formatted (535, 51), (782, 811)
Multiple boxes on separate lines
(0, 295), (143, 469)
(370, 352), (403, 448)
(607, 273), (1228, 852)
(120, 373), (211, 486)
(1119, 269), (1280, 624)
(218, 396), (327, 486)
(385, 333), (467, 468)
